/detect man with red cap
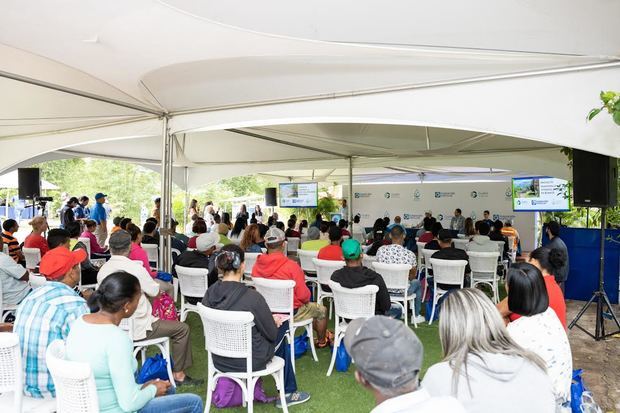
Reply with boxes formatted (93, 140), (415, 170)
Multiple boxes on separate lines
(14, 246), (88, 399)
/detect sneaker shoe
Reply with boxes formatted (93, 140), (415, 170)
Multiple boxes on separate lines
(413, 315), (426, 324)
(176, 375), (204, 387)
(276, 391), (311, 408)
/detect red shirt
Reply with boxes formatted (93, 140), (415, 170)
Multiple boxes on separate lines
(252, 251), (310, 309)
(188, 236), (198, 249)
(509, 275), (567, 328)
(418, 232), (434, 243)
(341, 229), (351, 237)
(317, 244), (344, 261)
(24, 233), (49, 257)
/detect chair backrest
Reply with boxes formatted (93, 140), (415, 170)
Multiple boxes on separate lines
(491, 240), (505, 257)
(30, 274), (48, 288)
(171, 248), (181, 260)
(467, 251), (500, 275)
(452, 239), (469, 251)
(287, 237), (300, 254)
(371, 262), (411, 290)
(329, 281), (378, 320)
(298, 249), (319, 273)
(342, 235), (350, 240)
(78, 237), (91, 257)
(0, 332), (22, 410)
(175, 265), (209, 298)
(197, 303), (254, 366)
(252, 278), (295, 315)
(23, 247), (41, 270)
(142, 243), (159, 265)
(313, 258), (345, 286)
(46, 340), (99, 412)
(421, 249), (436, 270)
(118, 317), (134, 340)
(2, 244), (8, 254)
(243, 252), (262, 276)
(429, 258), (467, 287)
(361, 254), (376, 268)
(507, 236), (516, 251)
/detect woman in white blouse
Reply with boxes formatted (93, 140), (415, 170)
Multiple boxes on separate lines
(505, 262), (572, 410)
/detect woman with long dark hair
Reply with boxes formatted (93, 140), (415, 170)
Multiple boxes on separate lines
(230, 217), (247, 241)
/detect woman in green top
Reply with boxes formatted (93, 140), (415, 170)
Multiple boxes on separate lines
(65, 272), (203, 413)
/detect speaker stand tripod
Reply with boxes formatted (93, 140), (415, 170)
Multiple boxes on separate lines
(568, 207), (620, 340)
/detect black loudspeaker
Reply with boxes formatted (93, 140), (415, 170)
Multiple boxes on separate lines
(18, 168), (41, 200)
(573, 150), (617, 207)
(265, 187), (277, 207)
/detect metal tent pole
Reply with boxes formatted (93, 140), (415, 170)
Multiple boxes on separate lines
(348, 157), (353, 229)
(159, 117), (173, 273)
(183, 167), (189, 230)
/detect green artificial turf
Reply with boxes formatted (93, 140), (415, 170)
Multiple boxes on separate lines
(175, 311), (442, 412)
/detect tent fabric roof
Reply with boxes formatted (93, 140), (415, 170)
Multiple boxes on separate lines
(1, 1), (619, 188)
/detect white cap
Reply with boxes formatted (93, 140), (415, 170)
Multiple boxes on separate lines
(196, 232), (219, 251)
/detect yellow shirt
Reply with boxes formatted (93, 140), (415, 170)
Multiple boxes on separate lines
(300, 239), (329, 251)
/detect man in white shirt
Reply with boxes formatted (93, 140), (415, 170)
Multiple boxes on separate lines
(97, 230), (201, 387)
(345, 316), (465, 413)
(376, 226), (424, 324)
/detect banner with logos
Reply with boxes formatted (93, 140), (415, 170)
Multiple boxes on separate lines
(346, 182), (536, 251)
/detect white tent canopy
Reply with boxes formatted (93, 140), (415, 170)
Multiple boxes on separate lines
(2, 0), (619, 180)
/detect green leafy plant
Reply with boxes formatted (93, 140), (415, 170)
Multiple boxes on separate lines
(588, 91), (620, 125)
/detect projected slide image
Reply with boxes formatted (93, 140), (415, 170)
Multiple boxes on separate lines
(512, 177), (569, 212)
(513, 178), (540, 198)
(279, 182), (318, 208)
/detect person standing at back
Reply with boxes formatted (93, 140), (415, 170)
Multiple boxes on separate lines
(73, 195), (90, 220)
(90, 192), (109, 248)
(59, 196), (78, 229)
(545, 221), (569, 292)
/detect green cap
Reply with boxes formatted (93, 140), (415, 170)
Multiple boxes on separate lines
(342, 239), (362, 260)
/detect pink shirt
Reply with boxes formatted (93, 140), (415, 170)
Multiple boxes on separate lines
(80, 231), (107, 254)
(129, 242), (156, 277)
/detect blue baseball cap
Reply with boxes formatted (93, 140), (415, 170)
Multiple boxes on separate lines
(95, 192), (107, 200)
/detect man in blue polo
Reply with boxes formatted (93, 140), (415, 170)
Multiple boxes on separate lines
(90, 192), (108, 247)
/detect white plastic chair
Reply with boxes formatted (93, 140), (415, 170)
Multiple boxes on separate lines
(118, 318), (175, 387)
(142, 243), (159, 270)
(29, 274), (47, 288)
(286, 237), (300, 255)
(78, 237), (91, 257)
(197, 304), (288, 413)
(421, 248), (437, 301)
(0, 280), (18, 322)
(326, 281), (378, 376)
(243, 253), (261, 285)
(0, 332), (56, 412)
(175, 265), (209, 322)
(371, 262), (417, 327)
(252, 278), (318, 373)
(452, 239), (469, 251)
(312, 258), (345, 319)
(22, 247), (41, 271)
(46, 340), (99, 412)
(428, 258), (467, 324)
(298, 250), (319, 297)
(467, 251), (500, 303)
(361, 254), (376, 268)
(415, 242), (426, 276)
(491, 240), (509, 274)
(2, 244), (8, 254)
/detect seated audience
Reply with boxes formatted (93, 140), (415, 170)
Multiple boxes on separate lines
(185, 213), (198, 236)
(350, 214), (365, 239)
(501, 219), (520, 250)
(417, 217), (436, 243)
(230, 217), (247, 242)
(66, 221), (99, 285)
(14, 246), (88, 398)
(299, 219), (308, 236)
(364, 230), (389, 256)
(204, 245), (310, 407)
(187, 218), (207, 249)
(2, 218), (25, 264)
(257, 223), (269, 248)
(239, 223), (263, 253)
(171, 219), (189, 246)
(222, 212), (233, 231)
(252, 227), (330, 347)
(465, 221), (497, 253)
(24, 216), (50, 257)
(67, 272), (203, 413)
(429, 230), (470, 289)
(422, 288), (556, 413)
(126, 223), (174, 296)
(174, 232), (220, 288)
(81, 219), (109, 256)
(505, 263), (572, 408)
(0, 237), (30, 307)
(489, 220), (509, 257)
(319, 221), (330, 241)
(331, 240), (391, 316)
(110, 216), (123, 234)
(386, 215), (405, 232)
(462, 217), (476, 237)
(285, 218), (301, 239)
(275, 221), (286, 232)
(310, 213), (322, 229)
(423, 222), (444, 250)
(339, 219), (351, 237)
(498, 247), (567, 328)
(141, 220), (159, 246)
(47, 228), (71, 251)
(376, 226), (424, 324)
(346, 316), (465, 413)
(366, 218), (386, 243)
(98, 230), (199, 386)
(119, 217), (133, 231)
(300, 227), (329, 251)
(317, 226), (344, 261)
(216, 223), (232, 246)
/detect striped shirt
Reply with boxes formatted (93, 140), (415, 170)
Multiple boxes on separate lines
(14, 282), (88, 398)
(2, 230), (22, 262)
